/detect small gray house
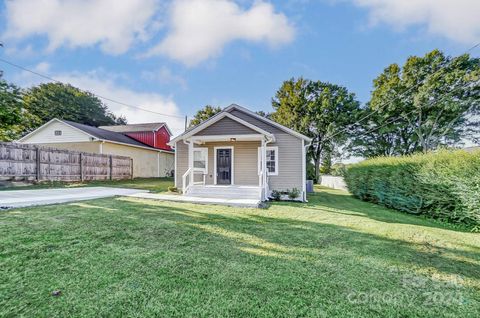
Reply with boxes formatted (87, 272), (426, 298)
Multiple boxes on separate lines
(169, 104), (312, 202)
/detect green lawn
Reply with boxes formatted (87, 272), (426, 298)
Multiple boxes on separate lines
(0, 177), (174, 193)
(1, 185), (479, 317)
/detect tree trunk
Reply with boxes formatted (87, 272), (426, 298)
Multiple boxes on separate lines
(314, 157), (320, 184)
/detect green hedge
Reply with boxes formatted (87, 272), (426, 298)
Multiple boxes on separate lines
(344, 149), (480, 226)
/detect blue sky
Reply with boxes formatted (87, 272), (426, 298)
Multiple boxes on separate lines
(1, 0), (479, 135)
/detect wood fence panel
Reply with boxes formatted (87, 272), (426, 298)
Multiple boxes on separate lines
(0, 142), (133, 182)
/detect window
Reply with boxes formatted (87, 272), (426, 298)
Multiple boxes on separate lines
(193, 148), (208, 173)
(258, 146), (278, 176)
(54, 130), (62, 136)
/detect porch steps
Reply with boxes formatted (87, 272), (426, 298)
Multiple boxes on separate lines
(187, 185), (261, 200)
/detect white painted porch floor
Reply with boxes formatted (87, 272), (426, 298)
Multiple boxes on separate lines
(127, 192), (262, 208)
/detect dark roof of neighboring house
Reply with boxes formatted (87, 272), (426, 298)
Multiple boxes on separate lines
(99, 122), (167, 133)
(63, 120), (161, 150)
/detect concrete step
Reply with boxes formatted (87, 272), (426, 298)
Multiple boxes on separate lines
(187, 186), (261, 200)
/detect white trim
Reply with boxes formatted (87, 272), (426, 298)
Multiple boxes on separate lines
(17, 118), (95, 142)
(224, 104), (312, 142)
(170, 112), (274, 144)
(174, 141), (178, 186)
(302, 139), (306, 202)
(189, 134), (266, 143)
(193, 147), (208, 174)
(213, 146), (234, 185)
(18, 118), (173, 154)
(257, 146), (279, 176)
(100, 141), (104, 154)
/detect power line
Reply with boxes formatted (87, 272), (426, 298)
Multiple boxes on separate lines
(323, 41), (480, 143)
(0, 56), (186, 120)
(347, 78), (479, 142)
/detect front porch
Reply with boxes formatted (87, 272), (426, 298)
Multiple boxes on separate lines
(181, 133), (275, 201)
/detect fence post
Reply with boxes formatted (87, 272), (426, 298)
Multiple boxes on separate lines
(109, 155), (113, 181)
(130, 158), (133, 180)
(79, 153), (84, 182)
(35, 146), (41, 181)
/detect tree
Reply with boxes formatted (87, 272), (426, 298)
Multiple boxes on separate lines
(189, 105), (221, 127)
(23, 82), (126, 127)
(350, 50), (480, 157)
(0, 79), (40, 141)
(272, 78), (361, 182)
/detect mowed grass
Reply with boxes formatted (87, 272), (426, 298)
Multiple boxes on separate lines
(0, 177), (174, 193)
(1, 185), (479, 317)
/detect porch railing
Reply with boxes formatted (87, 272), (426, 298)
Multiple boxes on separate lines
(182, 168), (207, 194)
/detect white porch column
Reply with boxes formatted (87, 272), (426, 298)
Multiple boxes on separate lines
(261, 138), (268, 201)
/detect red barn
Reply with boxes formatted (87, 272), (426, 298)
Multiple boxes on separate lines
(99, 123), (173, 151)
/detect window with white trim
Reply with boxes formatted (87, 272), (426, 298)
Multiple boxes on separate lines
(54, 130), (62, 136)
(193, 148), (208, 173)
(258, 146), (278, 176)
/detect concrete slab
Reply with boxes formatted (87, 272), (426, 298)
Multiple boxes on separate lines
(0, 187), (148, 209)
(128, 192), (261, 208)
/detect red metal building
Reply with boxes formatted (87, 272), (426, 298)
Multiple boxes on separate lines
(99, 123), (173, 151)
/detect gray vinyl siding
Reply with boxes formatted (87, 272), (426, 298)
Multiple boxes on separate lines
(227, 109), (304, 191)
(194, 117), (258, 136)
(175, 107), (305, 194)
(175, 140), (260, 187)
(175, 141), (189, 189)
(196, 141), (260, 185)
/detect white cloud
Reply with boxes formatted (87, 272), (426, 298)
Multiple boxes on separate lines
(3, 0), (160, 54)
(147, 0), (295, 66)
(350, 0), (480, 44)
(14, 66), (186, 136)
(141, 66), (188, 90)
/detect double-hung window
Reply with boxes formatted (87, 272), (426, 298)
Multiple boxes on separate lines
(193, 148), (208, 173)
(258, 146), (278, 176)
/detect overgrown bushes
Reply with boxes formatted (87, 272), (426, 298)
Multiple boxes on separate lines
(344, 149), (480, 227)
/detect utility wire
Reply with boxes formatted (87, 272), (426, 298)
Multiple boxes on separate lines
(0, 56), (186, 120)
(347, 78), (479, 142)
(322, 41), (480, 143)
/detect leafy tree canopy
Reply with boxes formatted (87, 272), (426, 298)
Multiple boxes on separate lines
(271, 78), (361, 181)
(23, 82), (126, 127)
(189, 105), (221, 127)
(0, 79), (40, 141)
(350, 50), (480, 157)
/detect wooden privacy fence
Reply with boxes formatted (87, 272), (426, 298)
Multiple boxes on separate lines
(0, 142), (133, 182)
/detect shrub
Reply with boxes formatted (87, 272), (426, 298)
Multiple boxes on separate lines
(270, 190), (282, 201)
(167, 186), (178, 193)
(344, 149), (480, 227)
(288, 188), (301, 200)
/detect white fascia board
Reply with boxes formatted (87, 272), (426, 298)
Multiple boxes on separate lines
(224, 104), (312, 142)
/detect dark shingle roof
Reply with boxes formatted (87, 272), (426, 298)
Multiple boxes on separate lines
(63, 120), (159, 150)
(99, 122), (166, 133)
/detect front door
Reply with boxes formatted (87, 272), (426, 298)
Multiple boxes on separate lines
(216, 148), (232, 185)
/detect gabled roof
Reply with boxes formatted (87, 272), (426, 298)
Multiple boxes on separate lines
(19, 119), (172, 153)
(170, 111), (275, 144)
(99, 122), (172, 135)
(225, 104), (312, 142)
(170, 104), (311, 144)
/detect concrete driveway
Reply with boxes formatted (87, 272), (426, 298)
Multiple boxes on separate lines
(0, 187), (148, 209)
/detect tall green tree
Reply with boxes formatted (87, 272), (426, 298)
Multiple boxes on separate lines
(0, 78), (40, 141)
(272, 78), (361, 182)
(189, 105), (221, 127)
(23, 82), (126, 127)
(351, 50), (480, 157)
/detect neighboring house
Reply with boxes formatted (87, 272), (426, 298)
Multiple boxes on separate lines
(18, 119), (174, 178)
(169, 104), (312, 202)
(99, 122), (172, 151)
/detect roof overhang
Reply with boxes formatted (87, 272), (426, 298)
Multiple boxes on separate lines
(169, 112), (274, 145)
(224, 104), (312, 142)
(187, 134), (270, 144)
